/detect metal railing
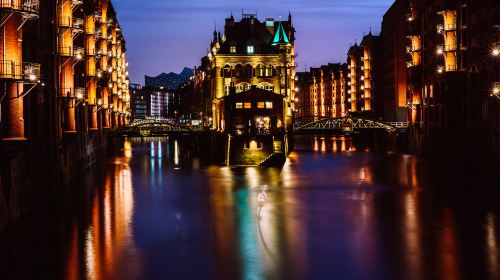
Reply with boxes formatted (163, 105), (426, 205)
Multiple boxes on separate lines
(58, 16), (72, 27)
(0, 60), (40, 81)
(0, 0), (39, 14)
(72, 17), (83, 31)
(59, 45), (72, 56)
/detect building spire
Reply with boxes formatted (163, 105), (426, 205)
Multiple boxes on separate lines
(272, 21), (290, 46)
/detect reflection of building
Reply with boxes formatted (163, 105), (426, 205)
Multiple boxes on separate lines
(207, 13), (296, 134)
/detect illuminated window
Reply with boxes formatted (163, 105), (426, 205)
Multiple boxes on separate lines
(236, 102), (243, 109)
(244, 102), (252, 109)
(247, 45), (255, 54)
(230, 45), (237, 53)
(257, 102), (265, 109)
(265, 102), (273, 109)
(265, 64), (273, 77)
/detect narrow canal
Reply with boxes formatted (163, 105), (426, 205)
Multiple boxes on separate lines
(1, 136), (499, 280)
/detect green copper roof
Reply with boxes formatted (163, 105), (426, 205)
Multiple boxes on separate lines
(272, 21), (290, 46)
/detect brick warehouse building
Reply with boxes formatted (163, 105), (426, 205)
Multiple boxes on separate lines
(0, 0), (131, 229)
(404, 0), (500, 156)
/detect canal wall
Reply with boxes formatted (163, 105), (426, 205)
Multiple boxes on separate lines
(0, 133), (109, 230)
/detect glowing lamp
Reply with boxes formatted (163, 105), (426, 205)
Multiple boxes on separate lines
(76, 92), (84, 100)
(436, 46), (444, 55)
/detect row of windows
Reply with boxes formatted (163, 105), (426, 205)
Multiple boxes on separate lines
(235, 102), (274, 109)
(230, 45), (255, 54)
(223, 64), (274, 78)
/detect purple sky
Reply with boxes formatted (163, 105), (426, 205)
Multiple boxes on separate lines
(113, 0), (395, 84)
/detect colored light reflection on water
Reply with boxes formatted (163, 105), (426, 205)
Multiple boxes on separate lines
(0, 136), (499, 280)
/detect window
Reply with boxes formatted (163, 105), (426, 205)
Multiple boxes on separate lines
(256, 64), (264, 77)
(244, 102), (252, 109)
(257, 102), (265, 109)
(234, 64), (243, 77)
(243, 64), (253, 77)
(223, 65), (231, 78)
(247, 45), (255, 54)
(265, 64), (273, 77)
(265, 102), (273, 109)
(230, 45), (237, 53)
(236, 102), (243, 109)
(236, 83), (251, 93)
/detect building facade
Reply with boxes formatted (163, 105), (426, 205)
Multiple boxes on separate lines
(347, 33), (382, 119)
(405, 0), (500, 156)
(207, 13), (296, 134)
(295, 64), (347, 119)
(0, 0), (130, 229)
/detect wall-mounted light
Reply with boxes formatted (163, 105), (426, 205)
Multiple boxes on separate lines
(436, 46), (444, 55)
(437, 66), (444, 74)
(492, 43), (500, 57)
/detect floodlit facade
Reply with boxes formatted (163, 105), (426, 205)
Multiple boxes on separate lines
(295, 64), (348, 119)
(206, 13), (296, 134)
(347, 33), (382, 118)
(405, 0), (500, 155)
(0, 0), (131, 229)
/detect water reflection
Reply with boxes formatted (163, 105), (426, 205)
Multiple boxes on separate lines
(1, 136), (500, 280)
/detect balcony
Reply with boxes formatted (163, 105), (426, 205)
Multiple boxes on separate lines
(96, 49), (107, 57)
(0, 61), (40, 82)
(0, 0), (39, 17)
(72, 17), (83, 36)
(59, 45), (72, 57)
(58, 16), (72, 28)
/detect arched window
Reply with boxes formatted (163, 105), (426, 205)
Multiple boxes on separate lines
(243, 64), (253, 78)
(265, 64), (273, 77)
(234, 64), (243, 77)
(236, 83), (251, 93)
(223, 65), (231, 78)
(257, 83), (274, 92)
(256, 64), (264, 77)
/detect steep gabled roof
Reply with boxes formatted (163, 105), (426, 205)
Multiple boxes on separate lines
(272, 21), (290, 46)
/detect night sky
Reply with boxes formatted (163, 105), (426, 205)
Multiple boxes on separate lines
(113, 0), (395, 84)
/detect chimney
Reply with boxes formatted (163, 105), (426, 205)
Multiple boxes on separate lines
(266, 18), (275, 34)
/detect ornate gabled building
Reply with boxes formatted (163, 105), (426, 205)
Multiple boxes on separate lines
(206, 13), (296, 134)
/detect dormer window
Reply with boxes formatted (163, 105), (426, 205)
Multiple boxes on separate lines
(230, 45), (237, 54)
(247, 45), (255, 54)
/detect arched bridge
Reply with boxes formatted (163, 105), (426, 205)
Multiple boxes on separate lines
(293, 116), (408, 134)
(111, 119), (196, 136)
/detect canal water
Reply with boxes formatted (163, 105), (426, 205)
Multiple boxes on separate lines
(1, 136), (499, 280)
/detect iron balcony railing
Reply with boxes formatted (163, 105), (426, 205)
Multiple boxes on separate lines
(0, 0), (39, 15)
(58, 16), (72, 27)
(0, 60), (40, 81)
(437, 23), (456, 34)
(59, 45), (73, 56)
